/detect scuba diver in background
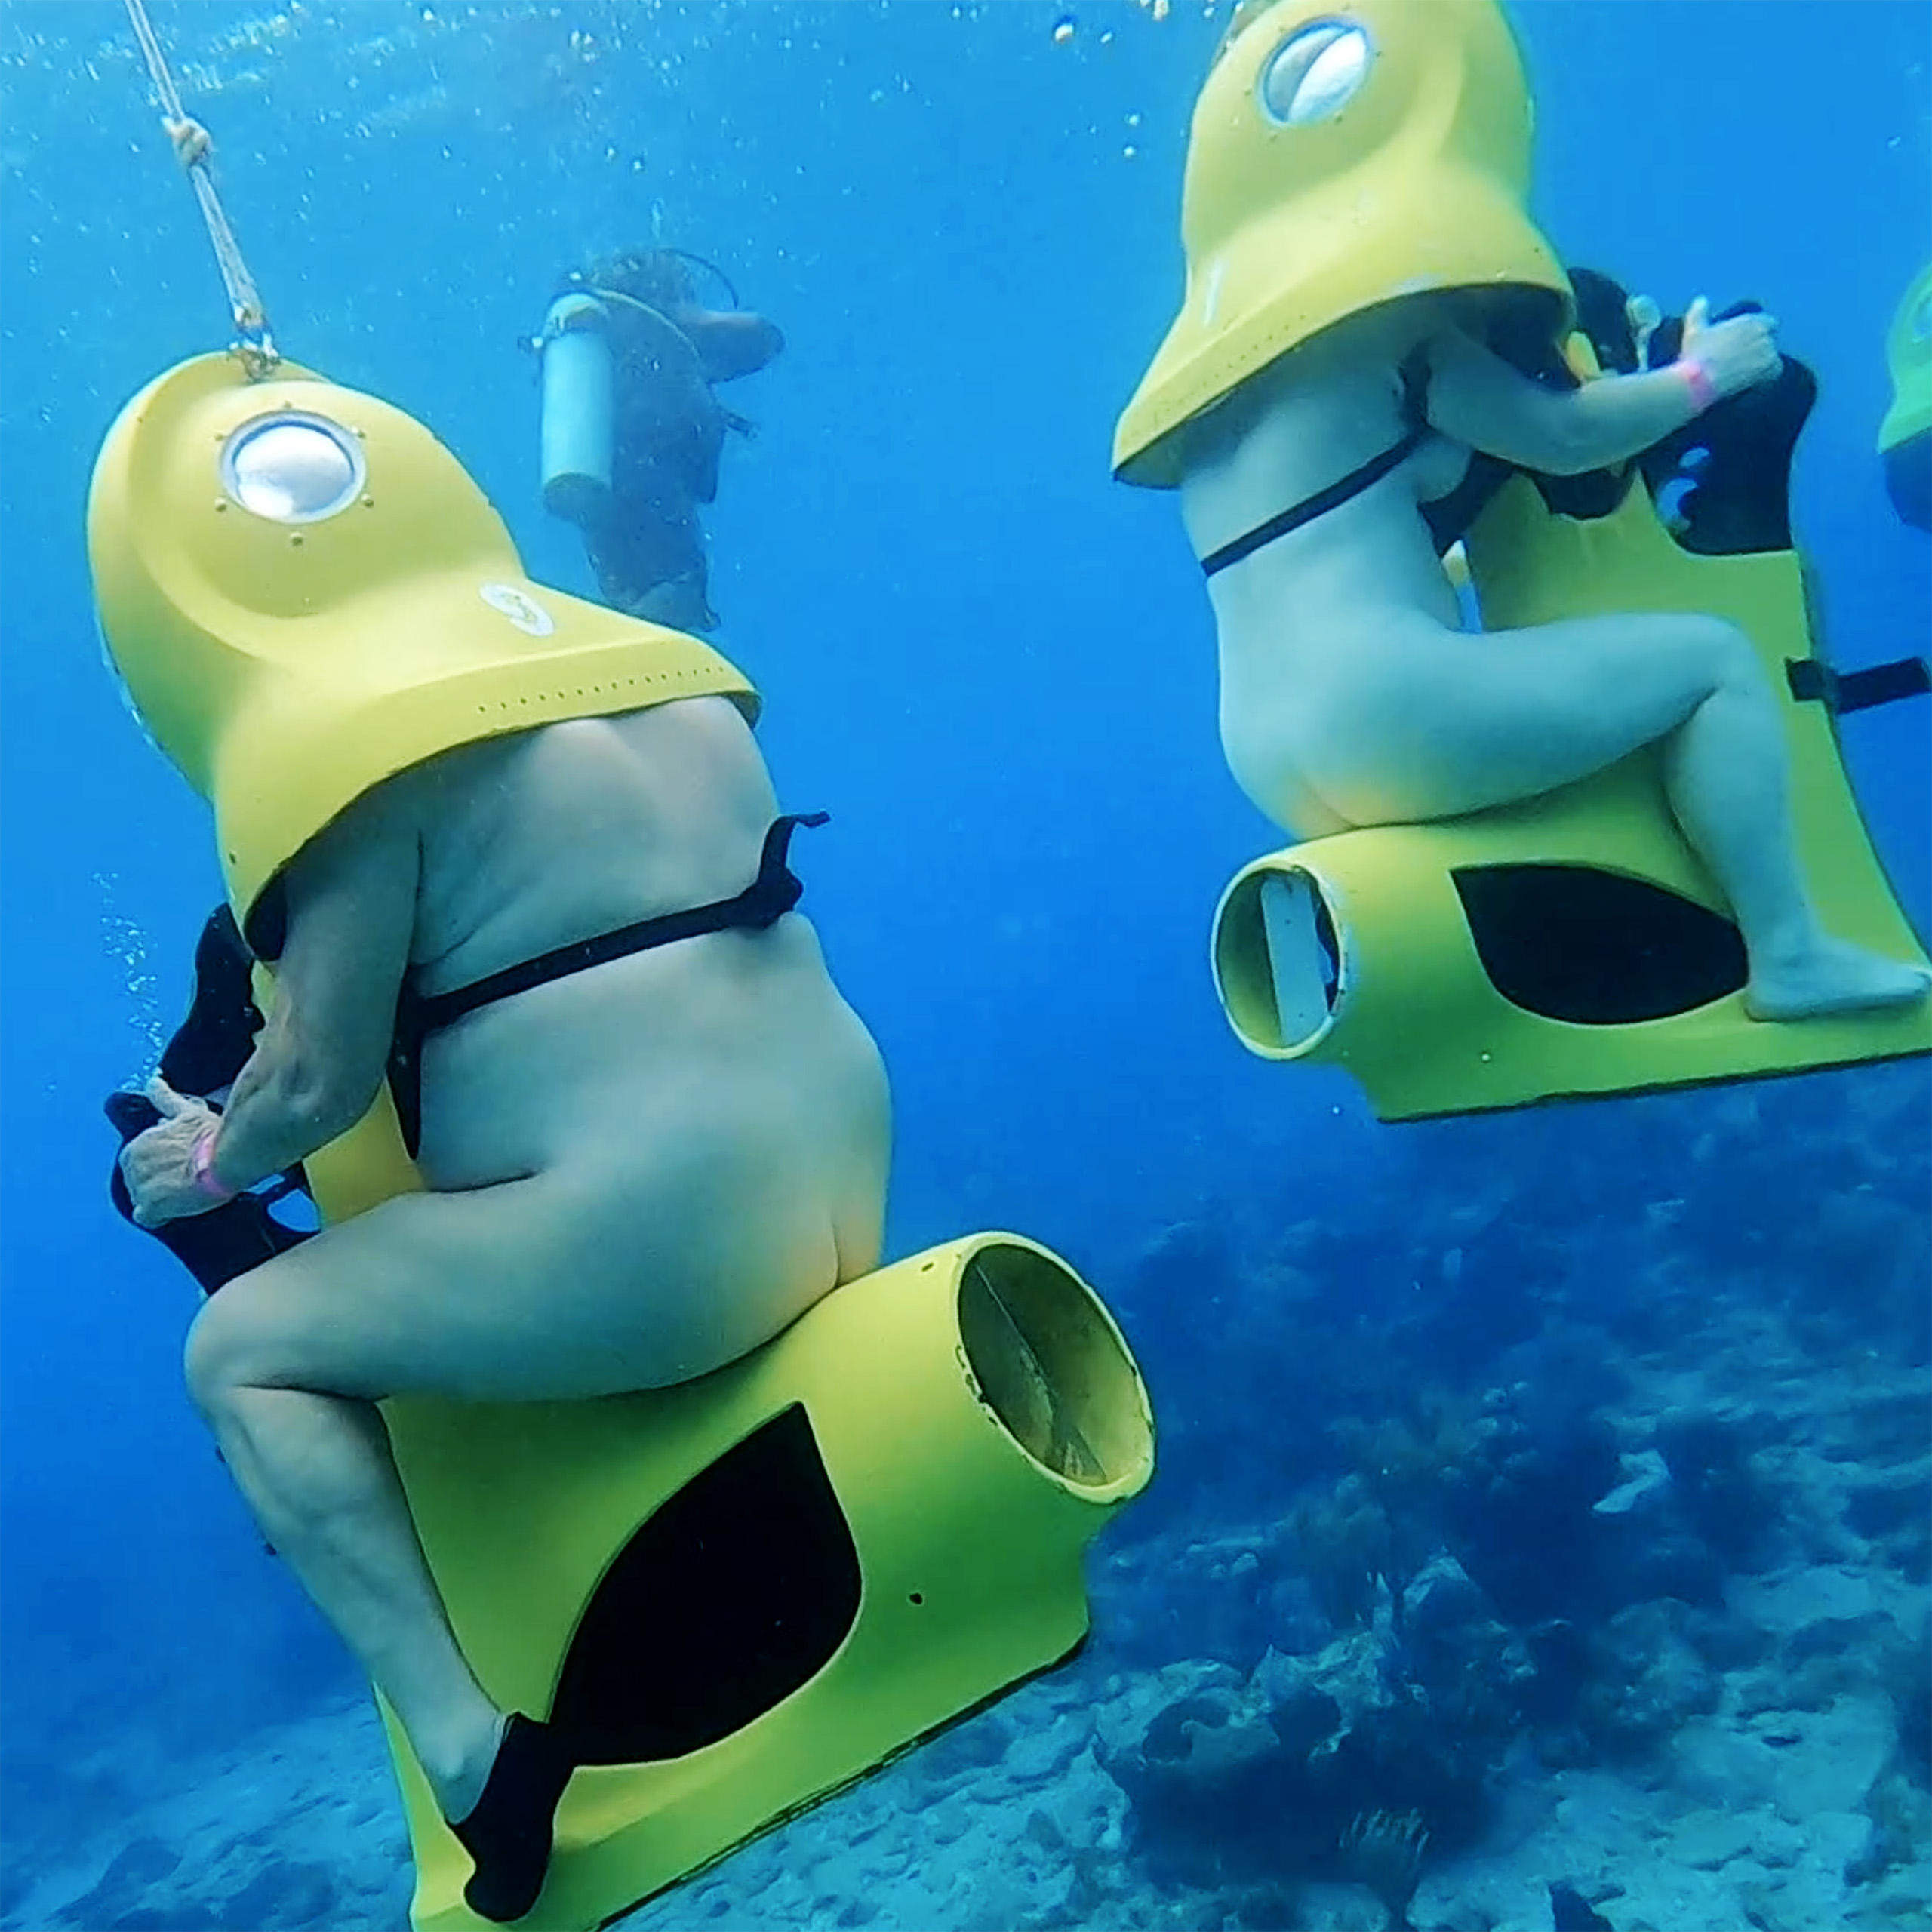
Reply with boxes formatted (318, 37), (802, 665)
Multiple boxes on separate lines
(535, 247), (784, 630)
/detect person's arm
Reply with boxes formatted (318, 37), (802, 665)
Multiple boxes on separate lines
(1424, 297), (1783, 478)
(121, 785), (419, 1224)
(208, 787), (419, 1191)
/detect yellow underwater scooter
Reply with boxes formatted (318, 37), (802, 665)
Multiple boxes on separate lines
(91, 13), (1154, 1930)
(1115, 0), (1932, 1121)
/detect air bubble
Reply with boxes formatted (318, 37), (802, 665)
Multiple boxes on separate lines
(1052, 14), (1076, 43)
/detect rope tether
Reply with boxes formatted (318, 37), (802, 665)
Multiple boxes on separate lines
(123, 0), (279, 377)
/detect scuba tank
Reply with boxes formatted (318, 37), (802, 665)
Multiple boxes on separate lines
(538, 291), (615, 526)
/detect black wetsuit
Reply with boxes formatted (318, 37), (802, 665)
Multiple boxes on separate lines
(107, 814), (826, 1291)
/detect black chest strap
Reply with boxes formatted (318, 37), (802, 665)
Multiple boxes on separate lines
(387, 811), (827, 1156)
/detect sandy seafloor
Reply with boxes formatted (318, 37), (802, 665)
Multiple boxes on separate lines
(6, 1331), (1926, 1932)
(7, 1578), (1929, 1932)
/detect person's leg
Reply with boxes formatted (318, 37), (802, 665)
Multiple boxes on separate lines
(185, 1376), (502, 1814)
(183, 1318), (543, 1919)
(181, 1158), (843, 1912)
(1297, 608), (1929, 1019)
(586, 499), (712, 626)
(632, 566), (717, 633)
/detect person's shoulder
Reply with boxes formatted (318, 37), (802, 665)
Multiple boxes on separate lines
(327, 755), (445, 856)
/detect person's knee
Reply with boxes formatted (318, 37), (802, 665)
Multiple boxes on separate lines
(183, 1297), (281, 1418)
(1685, 616), (1764, 697)
(183, 1307), (238, 1420)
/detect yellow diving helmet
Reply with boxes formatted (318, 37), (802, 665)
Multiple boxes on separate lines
(88, 353), (753, 949)
(1114, 0), (1571, 487)
(1879, 262), (1932, 532)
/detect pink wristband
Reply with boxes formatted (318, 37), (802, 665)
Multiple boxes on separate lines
(191, 1126), (237, 1204)
(1677, 356), (1717, 412)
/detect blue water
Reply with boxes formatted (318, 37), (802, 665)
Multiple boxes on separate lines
(1, 4), (1926, 1929)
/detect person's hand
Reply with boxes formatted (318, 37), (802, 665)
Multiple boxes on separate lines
(1678, 297), (1782, 403)
(120, 1077), (224, 1228)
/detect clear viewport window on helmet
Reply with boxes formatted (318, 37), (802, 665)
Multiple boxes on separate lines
(1258, 20), (1374, 128)
(220, 414), (367, 524)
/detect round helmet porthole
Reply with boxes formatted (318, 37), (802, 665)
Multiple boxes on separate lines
(220, 413), (365, 524)
(1258, 20), (1374, 128)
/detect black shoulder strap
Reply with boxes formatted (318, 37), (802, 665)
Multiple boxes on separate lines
(1200, 429), (1427, 580)
(411, 812), (828, 1038)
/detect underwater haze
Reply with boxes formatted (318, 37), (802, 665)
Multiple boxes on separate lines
(2, 3), (1928, 1930)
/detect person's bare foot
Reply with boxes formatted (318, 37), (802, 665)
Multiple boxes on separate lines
(1746, 934), (1932, 1021)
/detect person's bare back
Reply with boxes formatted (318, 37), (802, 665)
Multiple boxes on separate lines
(377, 693), (892, 1383)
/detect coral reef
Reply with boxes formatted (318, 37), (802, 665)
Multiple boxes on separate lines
(1101, 1554), (1527, 1899)
(1090, 1063), (1931, 1929)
